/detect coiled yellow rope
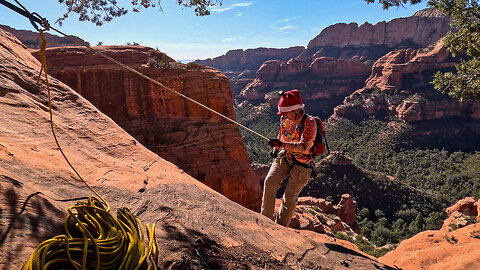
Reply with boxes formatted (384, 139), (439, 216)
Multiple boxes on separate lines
(22, 30), (159, 270)
(22, 197), (158, 270)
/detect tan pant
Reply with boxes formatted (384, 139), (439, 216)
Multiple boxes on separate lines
(261, 157), (312, 227)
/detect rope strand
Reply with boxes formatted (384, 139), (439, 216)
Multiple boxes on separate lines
(48, 26), (270, 141)
(36, 30), (109, 210)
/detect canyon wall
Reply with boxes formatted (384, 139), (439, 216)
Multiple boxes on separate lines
(332, 41), (480, 150)
(33, 46), (262, 210)
(307, 8), (450, 51)
(239, 57), (371, 117)
(333, 42), (480, 122)
(1, 28), (397, 270)
(195, 46), (305, 74)
(0, 24), (88, 48)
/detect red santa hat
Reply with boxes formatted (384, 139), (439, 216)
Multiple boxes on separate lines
(277, 89), (305, 115)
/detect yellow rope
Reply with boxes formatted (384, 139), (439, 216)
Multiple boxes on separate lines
(22, 30), (159, 270)
(36, 30), (109, 210)
(22, 197), (158, 270)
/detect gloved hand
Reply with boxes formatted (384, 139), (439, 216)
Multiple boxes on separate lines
(270, 148), (278, 158)
(268, 138), (282, 148)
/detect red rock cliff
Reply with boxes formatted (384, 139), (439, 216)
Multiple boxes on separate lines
(334, 42), (480, 123)
(239, 57), (371, 116)
(307, 9), (450, 49)
(0, 28), (397, 270)
(33, 46), (262, 210)
(195, 46), (305, 73)
(0, 24), (88, 48)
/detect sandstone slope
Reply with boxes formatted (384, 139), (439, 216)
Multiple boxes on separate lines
(0, 29), (398, 269)
(380, 197), (480, 270)
(31, 45), (262, 210)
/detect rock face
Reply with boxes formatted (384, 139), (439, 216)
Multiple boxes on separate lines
(195, 46), (305, 74)
(32, 46), (262, 210)
(289, 194), (360, 234)
(442, 197), (480, 232)
(332, 41), (480, 151)
(240, 57), (371, 116)
(0, 24), (88, 48)
(307, 9), (450, 50)
(195, 47), (305, 96)
(0, 28), (397, 270)
(380, 197), (480, 270)
(333, 42), (480, 123)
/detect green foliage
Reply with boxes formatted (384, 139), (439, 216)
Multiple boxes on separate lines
(334, 232), (353, 242)
(371, 226), (397, 246)
(147, 54), (172, 68)
(303, 114), (478, 247)
(354, 236), (374, 253)
(328, 116), (480, 203)
(353, 235), (393, 258)
(57, 0), (222, 26)
(234, 102), (278, 164)
(433, 58), (480, 101)
(365, 0), (422, 9)
(445, 234), (458, 244)
(470, 230), (480, 239)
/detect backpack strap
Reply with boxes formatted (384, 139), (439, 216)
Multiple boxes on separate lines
(298, 113), (308, 136)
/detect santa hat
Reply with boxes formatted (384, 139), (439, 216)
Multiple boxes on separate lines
(277, 89), (305, 115)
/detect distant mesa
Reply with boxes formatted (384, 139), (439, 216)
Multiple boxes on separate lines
(0, 24), (89, 48)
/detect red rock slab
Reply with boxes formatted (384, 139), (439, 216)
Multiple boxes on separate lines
(380, 224), (480, 270)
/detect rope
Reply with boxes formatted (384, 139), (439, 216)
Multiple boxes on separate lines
(0, 2), (266, 267)
(23, 197), (159, 270)
(48, 26), (270, 141)
(22, 30), (160, 270)
(0, 2), (267, 142)
(36, 30), (108, 210)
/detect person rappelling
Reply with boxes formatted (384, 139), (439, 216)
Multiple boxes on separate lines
(261, 89), (319, 227)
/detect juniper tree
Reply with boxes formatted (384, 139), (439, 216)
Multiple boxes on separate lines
(366, 0), (480, 102)
(57, 0), (222, 26)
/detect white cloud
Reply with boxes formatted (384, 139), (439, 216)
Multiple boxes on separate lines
(232, 2), (253, 7)
(271, 17), (299, 32)
(237, 12), (243, 16)
(281, 17), (299, 23)
(221, 36), (246, 42)
(212, 7), (233, 13)
(279, 25), (297, 31)
(212, 2), (253, 13)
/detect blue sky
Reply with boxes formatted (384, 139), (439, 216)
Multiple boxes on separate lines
(0, 0), (428, 61)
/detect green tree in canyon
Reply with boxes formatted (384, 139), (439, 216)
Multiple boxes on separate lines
(366, 0), (480, 102)
(57, 0), (222, 26)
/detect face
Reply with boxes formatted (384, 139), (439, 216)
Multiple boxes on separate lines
(284, 110), (298, 120)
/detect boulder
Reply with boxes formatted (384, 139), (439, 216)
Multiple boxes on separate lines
(380, 197), (480, 270)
